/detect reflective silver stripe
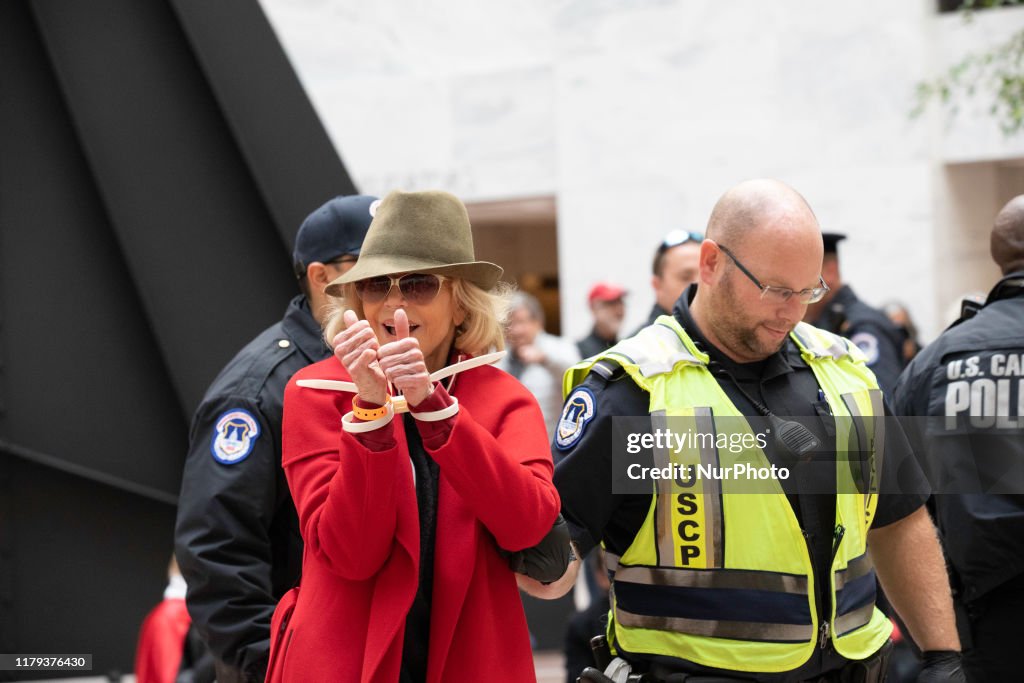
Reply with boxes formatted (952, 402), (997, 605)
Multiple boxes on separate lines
(604, 551), (620, 574)
(616, 565), (808, 595)
(590, 359), (617, 380)
(694, 407), (724, 567)
(867, 388), (884, 498)
(822, 334), (852, 361)
(605, 335), (653, 369)
(653, 407), (724, 568)
(610, 324), (702, 377)
(652, 410), (676, 565)
(789, 324), (815, 355)
(834, 553), (874, 591)
(841, 391), (869, 494)
(791, 322), (850, 361)
(842, 389), (883, 499)
(637, 324), (702, 376)
(834, 602), (874, 636)
(616, 606), (815, 643)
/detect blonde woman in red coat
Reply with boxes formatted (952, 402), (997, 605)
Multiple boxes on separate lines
(267, 190), (571, 683)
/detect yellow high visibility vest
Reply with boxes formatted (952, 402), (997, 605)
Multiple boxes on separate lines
(563, 316), (892, 673)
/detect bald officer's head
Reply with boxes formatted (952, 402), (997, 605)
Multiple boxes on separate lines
(992, 195), (1024, 276)
(690, 179), (826, 363)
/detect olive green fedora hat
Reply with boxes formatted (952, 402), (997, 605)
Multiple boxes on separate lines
(326, 189), (502, 296)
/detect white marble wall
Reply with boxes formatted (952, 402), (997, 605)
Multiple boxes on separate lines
(935, 8), (1024, 163)
(259, 0), (558, 199)
(260, 0), (1024, 341)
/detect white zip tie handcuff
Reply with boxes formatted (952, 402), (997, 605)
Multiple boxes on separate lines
(298, 351), (505, 432)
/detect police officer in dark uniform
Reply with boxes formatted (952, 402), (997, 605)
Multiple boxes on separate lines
(632, 229), (704, 335)
(805, 233), (907, 395)
(892, 195), (1024, 683)
(545, 180), (965, 682)
(174, 195), (376, 683)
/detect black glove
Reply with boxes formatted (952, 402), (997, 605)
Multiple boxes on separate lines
(500, 514), (573, 583)
(577, 667), (615, 683)
(917, 651), (966, 683)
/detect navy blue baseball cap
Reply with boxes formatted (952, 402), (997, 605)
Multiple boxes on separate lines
(822, 232), (847, 255)
(292, 195), (379, 279)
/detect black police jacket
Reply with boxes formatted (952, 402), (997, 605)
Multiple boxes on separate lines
(174, 295), (329, 683)
(892, 272), (1024, 602)
(813, 284), (906, 395)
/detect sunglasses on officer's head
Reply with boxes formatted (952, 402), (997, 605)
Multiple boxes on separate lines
(658, 230), (704, 253)
(353, 273), (446, 305)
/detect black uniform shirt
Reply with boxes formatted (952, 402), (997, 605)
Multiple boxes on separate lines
(577, 328), (617, 360)
(175, 295), (329, 683)
(554, 287), (929, 681)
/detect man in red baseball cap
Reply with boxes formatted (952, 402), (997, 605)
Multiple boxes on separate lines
(576, 282), (627, 359)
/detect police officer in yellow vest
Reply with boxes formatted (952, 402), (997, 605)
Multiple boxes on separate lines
(539, 180), (965, 682)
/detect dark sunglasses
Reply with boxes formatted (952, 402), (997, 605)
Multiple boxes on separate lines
(354, 273), (446, 305)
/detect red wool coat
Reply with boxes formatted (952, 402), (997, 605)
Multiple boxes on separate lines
(267, 357), (560, 683)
